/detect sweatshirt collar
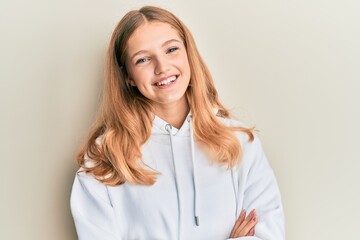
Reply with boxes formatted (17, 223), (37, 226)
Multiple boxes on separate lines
(152, 112), (192, 136)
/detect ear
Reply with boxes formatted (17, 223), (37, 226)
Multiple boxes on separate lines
(128, 79), (137, 87)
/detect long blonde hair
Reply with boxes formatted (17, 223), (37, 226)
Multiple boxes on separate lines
(77, 6), (254, 186)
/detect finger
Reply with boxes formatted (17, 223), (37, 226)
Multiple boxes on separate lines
(237, 209), (255, 230)
(232, 216), (257, 237)
(230, 210), (246, 237)
(239, 213), (257, 236)
(236, 210), (257, 235)
(246, 226), (255, 236)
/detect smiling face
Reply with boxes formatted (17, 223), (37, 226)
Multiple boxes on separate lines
(125, 21), (191, 113)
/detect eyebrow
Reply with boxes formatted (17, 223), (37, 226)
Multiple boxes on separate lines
(129, 39), (182, 61)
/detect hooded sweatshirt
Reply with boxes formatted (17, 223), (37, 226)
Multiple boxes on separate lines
(70, 114), (285, 240)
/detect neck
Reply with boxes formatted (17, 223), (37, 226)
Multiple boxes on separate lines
(153, 97), (190, 129)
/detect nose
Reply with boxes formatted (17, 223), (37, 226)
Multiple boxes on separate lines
(154, 57), (170, 75)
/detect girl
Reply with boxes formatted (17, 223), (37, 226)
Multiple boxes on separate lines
(71, 6), (285, 240)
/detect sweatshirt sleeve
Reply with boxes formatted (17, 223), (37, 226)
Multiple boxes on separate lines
(70, 170), (121, 240)
(228, 135), (285, 240)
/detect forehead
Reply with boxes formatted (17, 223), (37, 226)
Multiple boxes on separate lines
(126, 21), (182, 53)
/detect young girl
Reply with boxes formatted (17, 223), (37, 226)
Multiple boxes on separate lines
(71, 6), (285, 240)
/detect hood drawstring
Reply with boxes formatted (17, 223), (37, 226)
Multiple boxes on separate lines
(188, 115), (200, 226)
(165, 116), (200, 228)
(165, 124), (182, 239)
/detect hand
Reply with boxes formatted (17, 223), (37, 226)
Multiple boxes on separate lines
(229, 209), (258, 238)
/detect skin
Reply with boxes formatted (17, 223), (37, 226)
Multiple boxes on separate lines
(125, 20), (258, 237)
(229, 209), (258, 238)
(126, 21), (191, 129)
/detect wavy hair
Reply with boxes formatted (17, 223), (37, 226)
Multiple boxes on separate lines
(77, 6), (254, 186)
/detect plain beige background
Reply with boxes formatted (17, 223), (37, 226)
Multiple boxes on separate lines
(1, 0), (359, 239)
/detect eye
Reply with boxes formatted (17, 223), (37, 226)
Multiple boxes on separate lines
(167, 47), (179, 53)
(135, 57), (150, 64)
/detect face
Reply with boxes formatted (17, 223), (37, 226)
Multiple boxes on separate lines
(125, 21), (191, 112)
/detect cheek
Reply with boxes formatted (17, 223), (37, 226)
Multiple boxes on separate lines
(128, 67), (150, 85)
(181, 57), (191, 78)
(175, 53), (191, 73)
(183, 53), (191, 70)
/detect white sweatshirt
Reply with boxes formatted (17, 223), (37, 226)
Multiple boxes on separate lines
(71, 114), (285, 240)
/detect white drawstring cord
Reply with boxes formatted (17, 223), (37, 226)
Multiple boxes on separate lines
(165, 124), (182, 239)
(188, 115), (200, 226)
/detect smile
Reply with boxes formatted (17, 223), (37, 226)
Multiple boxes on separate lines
(154, 75), (178, 86)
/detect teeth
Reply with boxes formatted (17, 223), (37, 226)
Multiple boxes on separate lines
(156, 75), (177, 86)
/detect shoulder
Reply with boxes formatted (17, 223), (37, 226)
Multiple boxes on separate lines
(73, 135), (109, 204)
(71, 169), (113, 207)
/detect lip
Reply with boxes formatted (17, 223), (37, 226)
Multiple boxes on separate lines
(153, 74), (179, 86)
